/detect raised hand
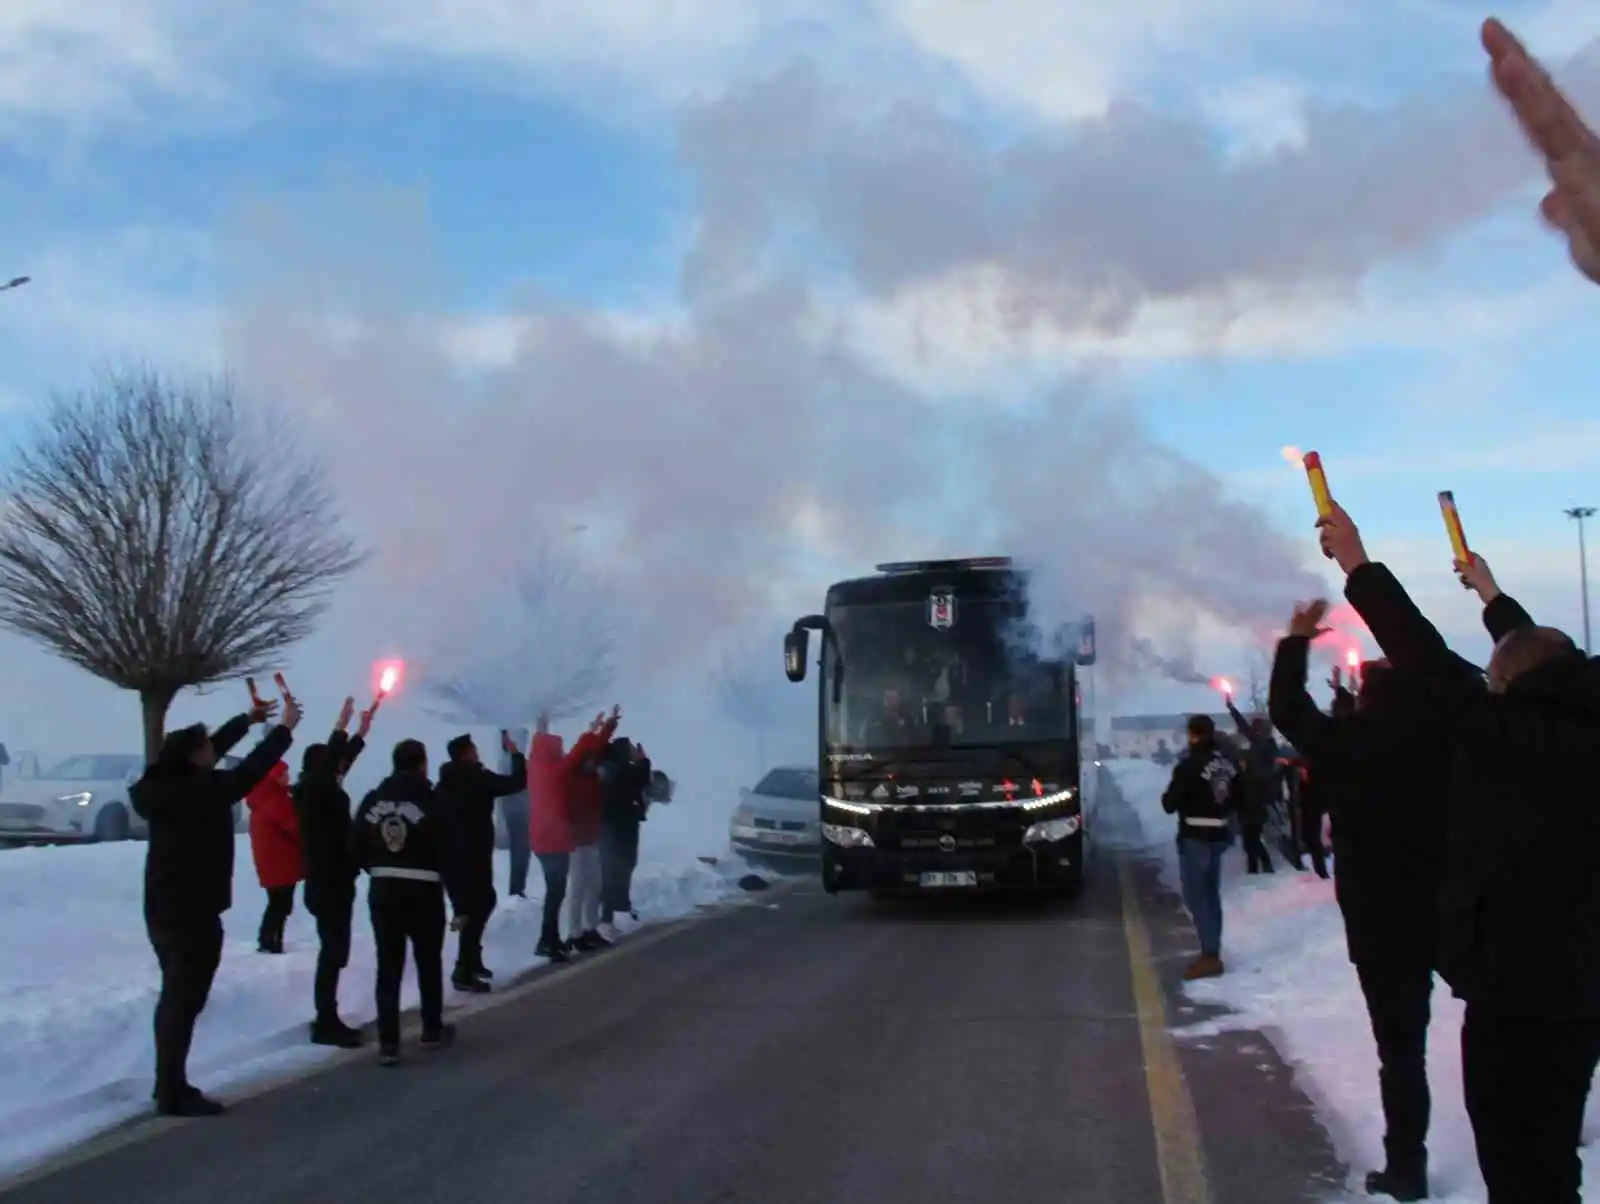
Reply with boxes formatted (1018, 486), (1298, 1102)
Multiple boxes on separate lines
(336, 696), (356, 732)
(357, 708), (374, 740)
(247, 698), (280, 725)
(1288, 599), (1334, 641)
(281, 694), (304, 731)
(1483, 18), (1600, 285)
(1316, 503), (1369, 574)
(1454, 552), (1502, 603)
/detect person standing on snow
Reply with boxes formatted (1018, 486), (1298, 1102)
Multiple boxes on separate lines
(294, 696), (373, 1048)
(130, 693), (300, 1116)
(499, 726), (532, 898)
(437, 731), (527, 993)
(247, 762), (302, 954)
(1270, 601), (1464, 1202)
(564, 707), (620, 952)
(353, 738), (457, 1067)
(1160, 714), (1242, 981)
(598, 736), (651, 938)
(1224, 699), (1278, 874)
(528, 713), (573, 963)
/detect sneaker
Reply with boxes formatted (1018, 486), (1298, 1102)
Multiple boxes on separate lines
(310, 1018), (364, 1049)
(535, 939), (570, 964)
(420, 1024), (457, 1051)
(452, 975), (491, 994)
(597, 921), (619, 942)
(575, 929), (613, 952)
(1183, 955), (1225, 981)
(475, 965), (493, 980)
(378, 1045), (401, 1068)
(1364, 1168), (1427, 1200)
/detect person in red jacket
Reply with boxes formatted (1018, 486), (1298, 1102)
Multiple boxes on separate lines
(563, 706), (619, 953)
(528, 713), (572, 962)
(247, 761), (303, 954)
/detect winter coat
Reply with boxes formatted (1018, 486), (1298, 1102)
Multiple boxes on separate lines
(1346, 561), (1600, 1018)
(247, 762), (303, 889)
(131, 716), (293, 924)
(1226, 703), (1280, 825)
(293, 729), (366, 912)
(565, 719), (618, 847)
(529, 733), (573, 855)
(1160, 739), (1242, 844)
(352, 771), (453, 899)
(599, 738), (652, 836)
(1269, 635), (1454, 969)
(436, 751), (527, 915)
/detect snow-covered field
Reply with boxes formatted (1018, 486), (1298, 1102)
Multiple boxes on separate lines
(1106, 759), (1600, 1203)
(0, 800), (752, 1179)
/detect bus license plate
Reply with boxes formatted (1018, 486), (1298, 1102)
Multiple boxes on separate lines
(919, 871), (977, 888)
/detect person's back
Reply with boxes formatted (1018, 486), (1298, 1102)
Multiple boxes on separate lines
(529, 731), (571, 855)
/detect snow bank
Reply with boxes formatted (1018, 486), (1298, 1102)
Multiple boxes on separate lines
(0, 816), (753, 1179)
(1106, 759), (1600, 1202)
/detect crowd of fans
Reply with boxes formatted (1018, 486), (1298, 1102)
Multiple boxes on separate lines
(129, 693), (659, 1107)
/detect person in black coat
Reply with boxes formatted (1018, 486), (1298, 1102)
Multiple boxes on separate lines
(1160, 715), (1244, 981)
(353, 739), (458, 1066)
(1320, 503), (1600, 1204)
(436, 732), (527, 993)
(293, 697), (372, 1048)
(1269, 600), (1471, 1201)
(598, 736), (651, 933)
(1226, 700), (1279, 873)
(129, 694), (300, 1116)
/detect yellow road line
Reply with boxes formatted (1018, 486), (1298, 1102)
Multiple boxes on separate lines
(1118, 857), (1211, 1204)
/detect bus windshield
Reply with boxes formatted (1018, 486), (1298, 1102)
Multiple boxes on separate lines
(821, 600), (1070, 751)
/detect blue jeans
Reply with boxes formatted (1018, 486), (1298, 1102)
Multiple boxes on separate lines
(502, 799), (531, 896)
(1178, 838), (1226, 958)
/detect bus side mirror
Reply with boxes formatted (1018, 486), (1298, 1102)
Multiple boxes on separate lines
(784, 629), (809, 682)
(1076, 617), (1097, 666)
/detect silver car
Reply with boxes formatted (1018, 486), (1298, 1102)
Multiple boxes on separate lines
(729, 766), (821, 861)
(0, 753), (252, 844)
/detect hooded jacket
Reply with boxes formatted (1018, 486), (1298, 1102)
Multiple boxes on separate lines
(564, 718), (618, 847)
(528, 732), (572, 855)
(293, 729), (366, 910)
(599, 737), (653, 834)
(246, 762), (302, 889)
(131, 716), (294, 924)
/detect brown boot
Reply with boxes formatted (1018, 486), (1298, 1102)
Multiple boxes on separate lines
(1184, 955), (1225, 980)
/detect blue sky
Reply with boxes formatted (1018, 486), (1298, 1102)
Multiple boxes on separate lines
(3, 0), (1600, 758)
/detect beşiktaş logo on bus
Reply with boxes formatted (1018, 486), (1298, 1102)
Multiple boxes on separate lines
(927, 588), (956, 629)
(367, 798), (425, 853)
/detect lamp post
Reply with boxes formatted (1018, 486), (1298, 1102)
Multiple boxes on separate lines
(1566, 506), (1596, 654)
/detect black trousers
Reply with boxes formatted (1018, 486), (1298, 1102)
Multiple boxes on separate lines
(1355, 962), (1433, 1177)
(453, 886), (496, 980)
(536, 853), (569, 947)
(258, 884), (295, 949)
(1299, 807), (1328, 877)
(600, 823), (640, 921)
(308, 889), (354, 1023)
(148, 915), (224, 1102)
(1241, 822), (1273, 872)
(368, 881), (446, 1049)
(1462, 1006), (1600, 1203)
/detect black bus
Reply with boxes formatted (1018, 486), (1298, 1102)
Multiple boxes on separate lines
(782, 557), (1098, 895)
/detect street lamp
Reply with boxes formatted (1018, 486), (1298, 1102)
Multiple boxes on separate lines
(0, 277), (29, 292)
(1566, 506), (1596, 655)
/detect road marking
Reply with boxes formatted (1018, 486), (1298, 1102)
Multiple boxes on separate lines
(1118, 857), (1211, 1204)
(0, 879), (806, 1194)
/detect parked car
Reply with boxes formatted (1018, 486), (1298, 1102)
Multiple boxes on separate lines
(0, 752), (250, 844)
(729, 766), (820, 864)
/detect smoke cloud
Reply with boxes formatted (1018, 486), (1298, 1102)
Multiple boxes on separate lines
(210, 36), (1582, 697)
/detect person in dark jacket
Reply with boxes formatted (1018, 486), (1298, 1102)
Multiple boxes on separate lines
(1269, 600), (1471, 1201)
(598, 736), (651, 936)
(499, 727), (532, 898)
(353, 739), (457, 1066)
(1320, 503), (1600, 1204)
(1225, 699), (1278, 873)
(437, 732), (527, 992)
(293, 697), (371, 1048)
(129, 695), (299, 1116)
(1160, 714), (1243, 981)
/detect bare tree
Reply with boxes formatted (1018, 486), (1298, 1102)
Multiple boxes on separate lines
(1240, 649), (1271, 716)
(0, 368), (364, 761)
(420, 541), (618, 726)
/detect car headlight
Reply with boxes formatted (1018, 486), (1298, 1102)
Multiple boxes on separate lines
(55, 792), (93, 808)
(821, 823), (874, 849)
(1023, 815), (1081, 843)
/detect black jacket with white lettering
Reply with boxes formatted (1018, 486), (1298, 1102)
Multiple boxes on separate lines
(1160, 738), (1243, 844)
(351, 770), (454, 893)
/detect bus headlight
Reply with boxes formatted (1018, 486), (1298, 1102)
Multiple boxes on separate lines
(821, 823), (874, 849)
(1023, 815), (1081, 843)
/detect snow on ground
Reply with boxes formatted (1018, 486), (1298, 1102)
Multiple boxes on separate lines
(1106, 759), (1600, 1202)
(0, 804), (757, 1179)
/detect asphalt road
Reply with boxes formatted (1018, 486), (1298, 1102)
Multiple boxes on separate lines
(1, 788), (1345, 1204)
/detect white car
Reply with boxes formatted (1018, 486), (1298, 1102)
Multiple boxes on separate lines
(0, 753), (251, 844)
(729, 766), (821, 862)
